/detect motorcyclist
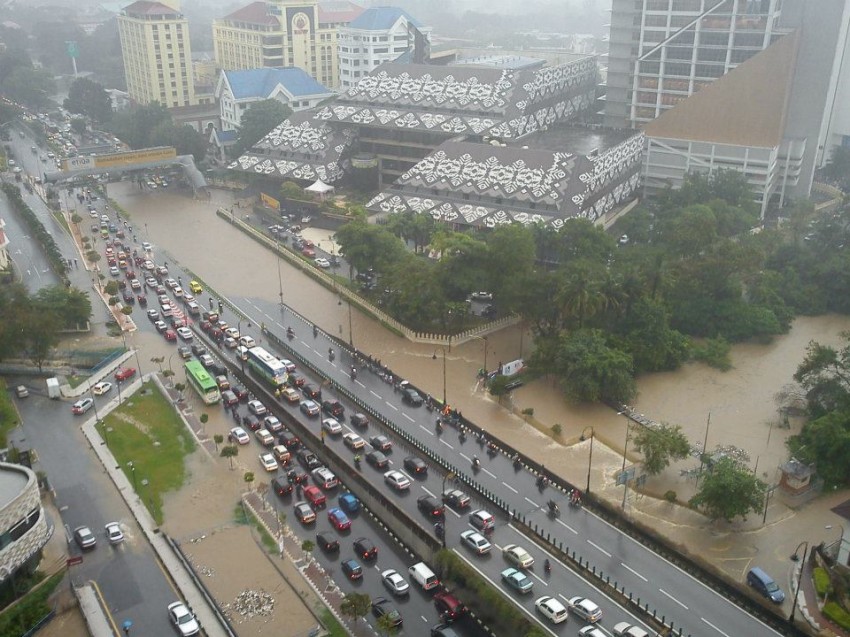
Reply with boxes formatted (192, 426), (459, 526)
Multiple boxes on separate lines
(313, 325), (318, 337)
(472, 455), (480, 470)
(328, 347), (335, 361)
(544, 558), (551, 573)
(353, 454), (362, 468)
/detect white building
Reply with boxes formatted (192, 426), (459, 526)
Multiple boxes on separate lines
(337, 6), (430, 91)
(0, 218), (9, 272)
(215, 67), (335, 132)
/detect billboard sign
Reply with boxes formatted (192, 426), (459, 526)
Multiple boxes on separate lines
(62, 147), (177, 172)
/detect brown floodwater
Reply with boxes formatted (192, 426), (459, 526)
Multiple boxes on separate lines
(113, 182), (850, 483)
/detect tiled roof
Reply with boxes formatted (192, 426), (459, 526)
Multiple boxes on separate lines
(122, 1), (180, 17)
(224, 68), (331, 100)
(347, 6), (421, 31)
(318, 0), (365, 24)
(222, 1), (278, 26)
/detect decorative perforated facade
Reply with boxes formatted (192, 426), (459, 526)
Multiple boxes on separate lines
(0, 463), (51, 582)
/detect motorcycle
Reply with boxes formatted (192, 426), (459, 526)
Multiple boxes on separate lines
(472, 456), (481, 472)
(350, 366), (357, 380)
(458, 429), (467, 443)
(436, 419), (444, 434)
(536, 475), (547, 491)
(487, 442), (498, 458)
(354, 455), (362, 470)
(513, 455), (522, 470)
(547, 500), (560, 517)
(312, 325), (318, 338)
(544, 559), (551, 574)
(435, 522), (445, 540)
(286, 328), (295, 340)
(328, 348), (335, 362)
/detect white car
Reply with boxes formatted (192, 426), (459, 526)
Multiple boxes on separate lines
(469, 509), (495, 531)
(343, 432), (365, 450)
(578, 628), (607, 637)
(229, 426), (250, 445)
(535, 596), (568, 624)
(568, 596), (603, 623)
(176, 327), (193, 341)
(238, 335), (255, 348)
(314, 257), (331, 268)
(321, 418), (342, 435)
(381, 569), (410, 596)
(89, 209), (99, 218)
(143, 260), (155, 270)
(613, 623), (650, 637)
(259, 453), (278, 472)
(460, 529), (491, 555)
(167, 601), (200, 636)
(502, 544), (535, 569)
(105, 522), (124, 544)
(172, 286), (184, 298)
(281, 359), (296, 372)
(142, 242), (152, 252)
(164, 277), (178, 289)
(248, 400), (267, 416)
(384, 470), (410, 491)
(92, 381), (112, 396)
(224, 327), (240, 339)
(109, 266), (120, 276)
(100, 214), (109, 222)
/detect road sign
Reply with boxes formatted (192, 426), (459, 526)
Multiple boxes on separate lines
(66, 555), (83, 566)
(66, 41), (78, 59)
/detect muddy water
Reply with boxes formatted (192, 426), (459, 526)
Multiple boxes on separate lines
(113, 183), (850, 490)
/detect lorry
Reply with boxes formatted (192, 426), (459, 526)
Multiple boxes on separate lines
(46, 377), (60, 399)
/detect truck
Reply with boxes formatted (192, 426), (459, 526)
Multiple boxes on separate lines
(46, 377), (60, 399)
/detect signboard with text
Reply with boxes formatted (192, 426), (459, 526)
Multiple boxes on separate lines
(62, 147), (177, 172)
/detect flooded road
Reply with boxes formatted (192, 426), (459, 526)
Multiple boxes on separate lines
(113, 182), (850, 494)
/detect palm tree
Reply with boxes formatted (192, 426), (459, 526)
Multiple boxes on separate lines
(340, 593), (370, 624)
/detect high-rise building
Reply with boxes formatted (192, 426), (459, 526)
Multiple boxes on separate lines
(337, 7), (431, 91)
(212, 0), (364, 90)
(117, 0), (199, 109)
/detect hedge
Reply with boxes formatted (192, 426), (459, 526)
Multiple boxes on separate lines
(0, 572), (63, 637)
(823, 601), (850, 630)
(813, 567), (831, 597)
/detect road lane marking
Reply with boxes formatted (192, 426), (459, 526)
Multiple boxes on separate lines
(529, 571), (549, 586)
(385, 402), (398, 411)
(421, 486), (435, 497)
(370, 391), (381, 399)
(446, 507), (460, 519)
(402, 413), (414, 422)
(420, 616), (428, 623)
(502, 482), (518, 493)
(483, 468), (497, 479)
(620, 562), (648, 582)
(700, 617), (732, 637)
(525, 497), (539, 507)
(587, 540), (612, 558)
(440, 439), (454, 450)
(459, 453), (471, 463)
(355, 380), (365, 388)
(659, 588), (689, 610)
(419, 425), (434, 436)
(556, 519), (578, 534)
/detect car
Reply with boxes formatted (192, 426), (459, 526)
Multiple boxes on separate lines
(154, 320), (168, 333)
(280, 387), (300, 403)
(371, 597), (402, 628)
(224, 327), (239, 339)
(301, 246), (316, 257)
(312, 467), (339, 490)
(578, 628), (607, 637)
(287, 371), (306, 387)
(259, 453), (278, 472)
(535, 596), (568, 624)
(316, 532), (340, 552)
(321, 399), (345, 417)
(417, 495), (444, 519)
(104, 522), (124, 544)
(321, 418), (342, 435)
(304, 485), (326, 508)
(177, 346), (192, 360)
(172, 286), (184, 298)
(147, 308), (161, 322)
(71, 398), (94, 415)
(434, 590), (466, 621)
(271, 477), (293, 497)
(109, 265), (120, 276)
(470, 291), (493, 301)
(130, 278), (141, 290)
(343, 433), (365, 450)
(299, 399), (320, 417)
(278, 430), (301, 451)
(364, 450), (389, 469)
(353, 536), (377, 560)
(164, 329), (177, 342)
(14, 385), (28, 399)
(403, 455), (428, 475)
(314, 257), (331, 268)
(167, 601), (200, 636)
(191, 344), (207, 357)
(255, 428), (274, 446)
(232, 384), (249, 401)
(568, 596), (603, 623)
(501, 567), (534, 594)
(294, 501), (316, 524)
(302, 383), (322, 400)
(502, 544), (535, 569)
(92, 381), (112, 395)
(176, 327), (193, 341)
(338, 492), (360, 514)
(370, 434), (392, 452)
(430, 624), (461, 637)
(297, 449), (321, 470)
(74, 525), (97, 549)
(229, 426), (250, 445)
(384, 470), (410, 491)
(164, 277), (178, 289)
(327, 507), (351, 531)
(341, 558), (362, 580)
(460, 530), (492, 555)
(280, 358), (297, 372)
(264, 416), (283, 433)
(272, 445), (291, 464)
(189, 280), (203, 294)
(122, 290), (135, 305)
(115, 367), (136, 382)
(238, 335), (255, 348)
(469, 509), (495, 531)
(160, 303), (173, 317)
(247, 400), (267, 416)
(350, 413), (369, 428)
(402, 388), (424, 406)
(612, 622), (651, 637)
(442, 489), (471, 510)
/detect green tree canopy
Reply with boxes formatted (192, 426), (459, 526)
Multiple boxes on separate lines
(108, 103), (171, 149)
(64, 77), (112, 123)
(631, 423), (691, 476)
(235, 99), (292, 155)
(0, 50), (55, 108)
(689, 457), (766, 522)
(340, 592), (370, 623)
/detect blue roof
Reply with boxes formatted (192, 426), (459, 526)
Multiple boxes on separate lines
(347, 6), (421, 30)
(224, 68), (330, 100)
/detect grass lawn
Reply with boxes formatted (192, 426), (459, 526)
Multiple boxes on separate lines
(100, 381), (195, 524)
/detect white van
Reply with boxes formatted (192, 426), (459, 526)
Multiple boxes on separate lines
(408, 562), (439, 591)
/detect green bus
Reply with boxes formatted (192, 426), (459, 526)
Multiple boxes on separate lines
(185, 360), (221, 405)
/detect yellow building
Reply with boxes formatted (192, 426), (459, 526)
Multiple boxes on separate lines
(118, 0), (199, 108)
(213, 0), (364, 89)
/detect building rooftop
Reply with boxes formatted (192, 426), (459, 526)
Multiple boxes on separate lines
(224, 67), (331, 100)
(222, 1), (279, 26)
(318, 0), (365, 24)
(122, 0), (181, 17)
(347, 6), (421, 31)
(513, 124), (635, 156)
(452, 55), (545, 71)
(0, 466), (29, 511)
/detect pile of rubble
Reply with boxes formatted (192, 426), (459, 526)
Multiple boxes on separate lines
(224, 589), (275, 622)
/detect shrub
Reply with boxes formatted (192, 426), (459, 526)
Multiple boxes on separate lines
(521, 407), (534, 419)
(823, 601), (850, 630)
(664, 490), (677, 503)
(551, 423), (562, 436)
(814, 567), (831, 597)
(692, 336), (732, 370)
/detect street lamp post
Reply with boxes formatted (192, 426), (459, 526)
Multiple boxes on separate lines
(619, 414), (631, 509)
(237, 319), (249, 374)
(470, 335), (489, 373)
(432, 348), (447, 405)
(127, 461), (137, 492)
(826, 524), (845, 562)
(789, 541), (809, 624)
(441, 472), (455, 548)
(580, 426), (594, 494)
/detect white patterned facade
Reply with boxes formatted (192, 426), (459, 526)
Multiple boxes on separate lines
(0, 463), (52, 582)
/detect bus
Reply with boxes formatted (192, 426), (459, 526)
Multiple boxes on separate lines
(247, 346), (288, 389)
(185, 360), (221, 405)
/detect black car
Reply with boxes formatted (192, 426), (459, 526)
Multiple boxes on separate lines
(122, 290), (135, 304)
(350, 413), (369, 428)
(297, 449), (322, 471)
(353, 537), (378, 561)
(221, 390), (238, 407)
(287, 469), (309, 485)
(302, 383), (322, 400)
(242, 414), (260, 431)
(209, 362), (228, 377)
(371, 597), (403, 628)
(403, 455), (428, 476)
(287, 371), (306, 387)
(177, 346), (191, 360)
(341, 558), (362, 581)
(417, 495), (444, 520)
(271, 477), (293, 497)
(370, 435), (392, 452)
(321, 399), (345, 418)
(402, 388), (424, 406)
(316, 532), (339, 553)
(278, 430), (301, 451)
(442, 489), (471, 510)
(231, 384), (249, 401)
(365, 450), (389, 469)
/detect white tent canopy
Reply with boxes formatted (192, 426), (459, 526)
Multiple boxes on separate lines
(305, 179), (335, 194)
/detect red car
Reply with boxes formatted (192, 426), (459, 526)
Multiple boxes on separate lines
(304, 485), (326, 508)
(164, 329), (177, 342)
(137, 294), (147, 306)
(114, 367), (137, 382)
(301, 246), (316, 257)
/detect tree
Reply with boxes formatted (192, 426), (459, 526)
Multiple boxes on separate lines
(244, 471), (255, 490)
(787, 411), (850, 487)
(376, 612), (398, 636)
(631, 423), (691, 476)
(793, 335), (850, 417)
(64, 77), (112, 123)
(150, 121), (206, 162)
(220, 445), (238, 469)
(234, 99), (292, 155)
(340, 592), (370, 624)
(690, 457), (766, 522)
(24, 311), (61, 371)
(70, 118), (87, 136)
(108, 103), (170, 149)
(213, 434), (223, 451)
